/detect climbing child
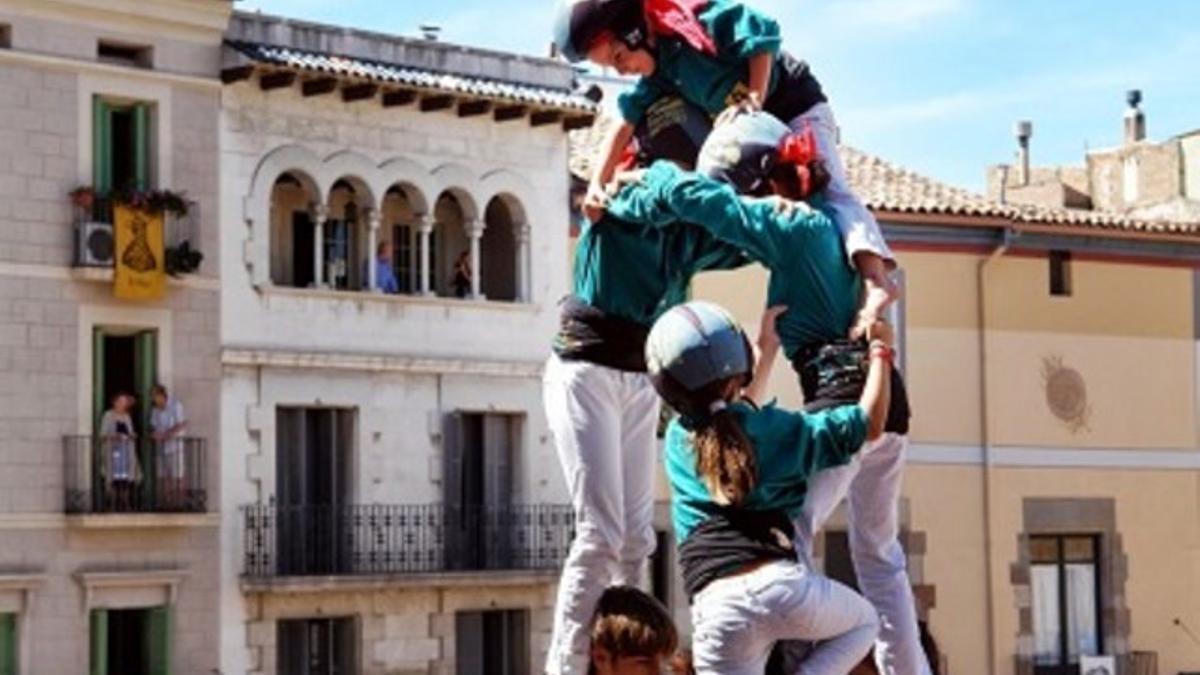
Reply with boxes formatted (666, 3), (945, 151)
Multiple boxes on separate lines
(553, 0), (898, 336)
(646, 300), (891, 674)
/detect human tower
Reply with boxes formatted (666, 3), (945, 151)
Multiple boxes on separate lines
(543, 1), (927, 674)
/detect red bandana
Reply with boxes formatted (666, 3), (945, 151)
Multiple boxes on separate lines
(644, 0), (717, 56)
(778, 122), (821, 197)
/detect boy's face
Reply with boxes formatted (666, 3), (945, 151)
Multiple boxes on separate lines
(592, 647), (664, 675)
(587, 36), (656, 76)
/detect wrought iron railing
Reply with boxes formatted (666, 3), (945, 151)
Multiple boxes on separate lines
(241, 503), (575, 579)
(63, 435), (207, 514)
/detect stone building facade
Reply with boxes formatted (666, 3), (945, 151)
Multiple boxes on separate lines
(216, 12), (593, 675)
(0, 1), (229, 673)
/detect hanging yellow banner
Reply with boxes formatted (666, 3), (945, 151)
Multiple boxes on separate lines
(113, 204), (166, 301)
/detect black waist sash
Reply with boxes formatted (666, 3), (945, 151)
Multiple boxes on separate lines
(763, 51), (828, 123)
(791, 339), (912, 435)
(678, 509), (797, 600)
(552, 296), (652, 373)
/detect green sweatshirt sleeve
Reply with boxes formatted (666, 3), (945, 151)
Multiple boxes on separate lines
(618, 77), (666, 125)
(791, 405), (868, 479)
(701, 0), (782, 61)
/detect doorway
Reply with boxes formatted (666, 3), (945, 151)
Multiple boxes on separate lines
(275, 408), (355, 575)
(91, 327), (158, 511)
(90, 606), (170, 675)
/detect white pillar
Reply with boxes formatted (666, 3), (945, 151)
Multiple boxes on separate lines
(366, 209), (381, 293)
(517, 223), (531, 303)
(468, 218), (485, 300)
(418, 215), (434, 296)
(311, 203), (327, 288)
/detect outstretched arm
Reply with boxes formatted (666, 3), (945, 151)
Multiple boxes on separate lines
(582, 121), (636, 223)
(744, 305), (786, 405)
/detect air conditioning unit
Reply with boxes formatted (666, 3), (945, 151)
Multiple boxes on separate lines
(75, 220), (115, 267)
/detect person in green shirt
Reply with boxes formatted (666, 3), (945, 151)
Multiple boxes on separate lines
(646, 299), (893, 674)
(545, 98), (747, 675)
(553, 0), (899, 334)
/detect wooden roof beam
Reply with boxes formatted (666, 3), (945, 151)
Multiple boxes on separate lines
(382, 89), (418, 108)
(563, 114), (596, 132)
(301, 77), (339, 97)
(458, 99), (492, 118)
(493, 105), (528, 123)
(259, 71), (297, 91)
(342, 83), (379, 102)
(420, 94), (455, 113)
(220, 65), (254, 84)
(530, 110), (563, 127)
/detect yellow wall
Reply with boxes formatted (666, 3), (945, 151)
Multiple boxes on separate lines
(696, 249), (1199, 449)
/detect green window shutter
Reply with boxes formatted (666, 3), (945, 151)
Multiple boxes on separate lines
(92, 328), (106, 434)
(90, 610), (109, 675)
(144, 607), (171, 675)
(133, 103), (150, 191)
(92, 97), (112, 194)
(0, 613), (16, 675)
(134, 331), (158, 503)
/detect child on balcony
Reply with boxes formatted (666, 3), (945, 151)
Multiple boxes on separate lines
(554, 0), (898, 337)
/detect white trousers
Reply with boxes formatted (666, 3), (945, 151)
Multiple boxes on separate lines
(543, 355), (661, 675)
(795, 433), (932, 675)
(789, 103), (895, 266)
(690, 560), (878, 675)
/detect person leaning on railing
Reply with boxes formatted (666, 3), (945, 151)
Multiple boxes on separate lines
(99, 391), (140, 512)
(151, 384), (188, 509)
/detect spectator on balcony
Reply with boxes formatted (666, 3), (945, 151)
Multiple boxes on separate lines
(99, 392), (139, 512)
(452, 250), (472, 298)
(151, 384), (188, 509)
(367, 241), (400, 294)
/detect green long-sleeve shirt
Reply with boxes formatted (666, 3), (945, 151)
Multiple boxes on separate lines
(570, 175), (747, 328)
(614, 161), (861, 357)
(665, 401), (867, 541)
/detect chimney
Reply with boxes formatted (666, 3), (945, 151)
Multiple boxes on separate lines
(1124, 89), (1145, 145)
(419, 24), (441, 41)
(1014, 120), (1033, 186)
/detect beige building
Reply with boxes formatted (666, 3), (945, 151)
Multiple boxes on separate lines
(0, 1), (230, 674)
(571, 103), (1200, 674)
(696, 147), (1200, 675)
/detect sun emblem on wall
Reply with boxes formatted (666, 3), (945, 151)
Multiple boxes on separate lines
(1041, 354), (1091, 433)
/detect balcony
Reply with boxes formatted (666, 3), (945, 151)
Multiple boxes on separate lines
(241, 503), (574, 585)
(71, 193), (202, 275)
(63, 435), (208, 516)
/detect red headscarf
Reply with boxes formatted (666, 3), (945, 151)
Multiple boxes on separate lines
(644, 0), (717, 56)
(778, 122), (821, 197)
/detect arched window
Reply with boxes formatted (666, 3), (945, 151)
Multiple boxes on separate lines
(269, 172), (320, 288)
(382, 185), (423, 295)
(481, 197), (520, 302)
(433, 193), (470, 299)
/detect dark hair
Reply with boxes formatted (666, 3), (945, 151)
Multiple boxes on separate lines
(590, 586), (678, 661)
(767, 159), (831, 201)
(152, 384), (168, 397)
(685, 378), (757, 505)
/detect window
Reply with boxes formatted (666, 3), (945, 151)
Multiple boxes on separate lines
(0, 24), (11, 49)
(455, 609), (529, 675)
(278, 617), (357, 675)
(822, 531), (859, 591)
(0, 612), (15, 675)
(276, 408), (355, 576)
(443, 413), (519, 570)
(89, 607), (171, 675)
(1049, 250), (1072, 297)
(93, 96), (153, 200)
(1030, 535), (1102, 674)
(97, 40), (152, 69)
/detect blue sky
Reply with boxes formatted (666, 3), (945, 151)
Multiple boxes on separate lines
(237, 0), (1200, 192)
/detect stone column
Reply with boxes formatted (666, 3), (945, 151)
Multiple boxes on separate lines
(517, 223), (531, 303)
(366, 209), (381, 293)
(468, 219), (485, 300)
(311, 203), (327, 288)
(417, 215), (434, 296)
